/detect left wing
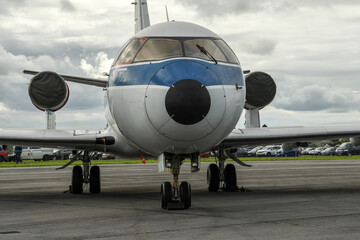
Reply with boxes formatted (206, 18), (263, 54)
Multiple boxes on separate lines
(23, 70), (107, 88)
(0, 128), (115, 151)
(219, 125), (360, 149)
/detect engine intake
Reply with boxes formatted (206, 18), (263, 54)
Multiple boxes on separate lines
(28, 71), (69, 111)
(244, 71), (276, 110)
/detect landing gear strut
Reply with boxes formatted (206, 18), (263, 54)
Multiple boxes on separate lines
(207, 149), (251, 192)
(70, 151), (101, 194)
(161, 154), (191, 210)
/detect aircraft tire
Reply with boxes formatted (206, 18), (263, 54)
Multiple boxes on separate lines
(180, 181), (191, 209)
(224, 164), (237, 191)
(90, 166), (101, 194)
(207, 164), (220, 192)
(72, 165), (83, 194)
(161, 182), (172, 209)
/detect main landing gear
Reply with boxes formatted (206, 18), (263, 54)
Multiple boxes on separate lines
(160, 154), (198, 210)
(207, 149), (252, 192)
(70, 151), (101, 194)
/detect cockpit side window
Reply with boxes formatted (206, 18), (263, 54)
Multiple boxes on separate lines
(184, 39), (227, 63)
(134, 39), (183, 62)
(114, 38), (146, 65)
(214, 39), (240, 64)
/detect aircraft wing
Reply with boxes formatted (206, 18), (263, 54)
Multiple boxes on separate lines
(23, 70), (107, 88)
(219, 125), (360, 148)
(0, 128), (115, 151)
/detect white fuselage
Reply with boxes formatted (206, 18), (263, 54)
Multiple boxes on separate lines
(103, 22), (246, 157)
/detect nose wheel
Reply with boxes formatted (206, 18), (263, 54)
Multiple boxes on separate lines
(160, 154), (192, 210)
(161, 181), (191, 210)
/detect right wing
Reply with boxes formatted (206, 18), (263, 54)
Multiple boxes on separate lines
(220, 125), (360, 149)
(23, 70), (107, 88)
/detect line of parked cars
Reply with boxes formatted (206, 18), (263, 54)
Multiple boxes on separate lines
(236, 145), (300, 157)
(0, 146), (116, 162)
(235, 142), (360, 158)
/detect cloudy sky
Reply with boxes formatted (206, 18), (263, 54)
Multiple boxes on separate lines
(0, 0), (359, 130)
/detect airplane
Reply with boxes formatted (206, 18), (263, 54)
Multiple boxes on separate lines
(1, 0), (360, 210)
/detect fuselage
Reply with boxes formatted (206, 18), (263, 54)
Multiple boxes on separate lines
(105, 21), (245, 156)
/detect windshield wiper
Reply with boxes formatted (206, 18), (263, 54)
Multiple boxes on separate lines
(196, 44), (218, 64)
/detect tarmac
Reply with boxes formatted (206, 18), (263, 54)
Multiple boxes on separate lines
(1, 160), (360, 239)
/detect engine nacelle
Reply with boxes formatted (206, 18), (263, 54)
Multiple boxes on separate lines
(28, 71), (69, 111)
(244, 71), (276, 110)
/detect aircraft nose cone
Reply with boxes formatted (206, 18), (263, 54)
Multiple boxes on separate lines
(165, 79), (211, 125)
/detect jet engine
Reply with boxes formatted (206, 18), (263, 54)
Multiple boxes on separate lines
(28, 71), (69, 111)
(244, 71), (276, 110)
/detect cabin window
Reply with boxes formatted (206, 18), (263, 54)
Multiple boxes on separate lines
(214, 39), (239, 64)
(184, 39), (227, 63)
(115, 38), (146, 64)
(134, 39), (182, 62)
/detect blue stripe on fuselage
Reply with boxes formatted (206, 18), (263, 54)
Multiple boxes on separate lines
(108, 59), (244, 87)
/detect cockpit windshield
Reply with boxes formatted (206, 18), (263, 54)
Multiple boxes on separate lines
(134, 39), (183, 62)
(184, 39), (227, 62)
(113, 37), (239, 66)
(115, 38), (146, 64)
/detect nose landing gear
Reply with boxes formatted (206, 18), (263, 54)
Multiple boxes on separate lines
(161, 154), (192, 210)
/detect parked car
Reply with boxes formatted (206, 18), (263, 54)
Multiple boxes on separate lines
(69, 151), (109, 160)
(236, 148), (250, 157)
(335, 142), (360, 156)
(278, 149), (301, 157)
(321, 147), (337, 156)
(0, 146), (9, 162)
(309, 147), (326, 155)
(15, 147), (54, 161)
(256, 145), (281, 157)
(200, 152), (210, 158)
(91, 152), (103, 160)
(301, 147), (314, 155)
(53, 150), (72, 160)
(102, 153), (115, 159)
(248, 146), (263, 157)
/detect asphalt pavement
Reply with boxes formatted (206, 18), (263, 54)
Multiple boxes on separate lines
(1, 160), (360, 239)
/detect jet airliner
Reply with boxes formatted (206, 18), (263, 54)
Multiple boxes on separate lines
(1, 0), (360, 210)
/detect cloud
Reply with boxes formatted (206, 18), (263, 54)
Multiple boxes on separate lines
(238, 106), (360, 128)
(0, 44), (78, 76)
(0, 44), (106, 117)
(80, 52), (114, 78)
(177, 0), (263, 18)
(176, 0), (360, 18)
(0, 0), (359, 131)
(240, 38), (277, 56)
(273, 85), (360, 112)
(0, 0), (26, 15)
(60, 0), (76, 12)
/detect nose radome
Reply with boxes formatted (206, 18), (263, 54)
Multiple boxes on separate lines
(145, 60), (226, 142)
(165, 79), (211, 125)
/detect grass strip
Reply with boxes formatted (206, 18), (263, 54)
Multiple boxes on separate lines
(0, 155), (359, 168)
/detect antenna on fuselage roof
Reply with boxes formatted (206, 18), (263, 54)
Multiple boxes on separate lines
(132, 0), (150, 34)
(165, 5), (169, 22)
